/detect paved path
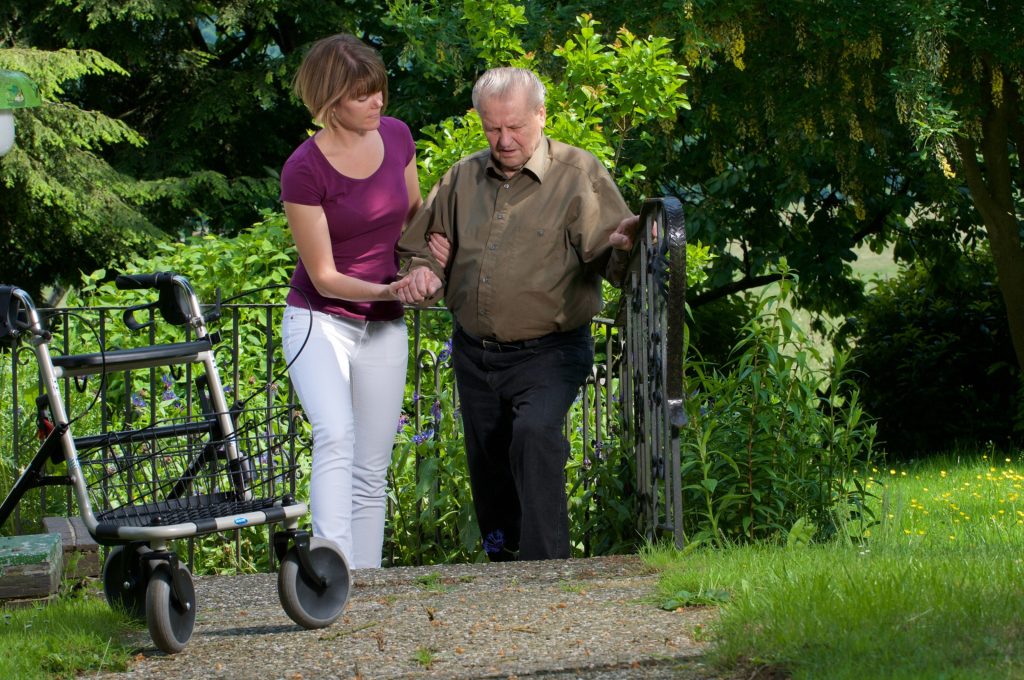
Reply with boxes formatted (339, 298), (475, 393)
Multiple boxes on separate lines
(97, 555), (722, 679)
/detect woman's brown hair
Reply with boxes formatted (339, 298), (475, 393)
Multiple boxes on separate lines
(292, 34), (388, 129)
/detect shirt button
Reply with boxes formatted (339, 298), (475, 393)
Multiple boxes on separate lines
(503, 183), (510, 189)
(488, 243), (497, 250)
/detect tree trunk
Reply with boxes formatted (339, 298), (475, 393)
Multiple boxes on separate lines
(954, 84), (1024, 373)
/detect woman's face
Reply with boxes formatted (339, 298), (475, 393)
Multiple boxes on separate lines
(330, 91), (384, 133)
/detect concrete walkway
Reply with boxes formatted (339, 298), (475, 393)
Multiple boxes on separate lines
(96, 555), (723, 679)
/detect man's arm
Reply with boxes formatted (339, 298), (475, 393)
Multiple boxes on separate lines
(395, 176), (451, 304)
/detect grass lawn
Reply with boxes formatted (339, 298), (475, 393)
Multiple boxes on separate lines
(645, 450), (1024, 679)
(0, 585), (138, 680)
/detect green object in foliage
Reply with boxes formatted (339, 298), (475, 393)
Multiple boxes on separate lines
(0, 70), (42, 109)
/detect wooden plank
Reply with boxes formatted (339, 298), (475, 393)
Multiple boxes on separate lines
(0, 533), (63, 601)
(42, 516), (100, 579)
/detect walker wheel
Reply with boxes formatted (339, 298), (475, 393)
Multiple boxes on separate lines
(146, 560), (196, 654)
(101, 542), (151, 620)
(278, 537), (350, 629)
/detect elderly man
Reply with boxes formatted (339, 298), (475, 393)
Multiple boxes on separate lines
(396, 67), (638, 561)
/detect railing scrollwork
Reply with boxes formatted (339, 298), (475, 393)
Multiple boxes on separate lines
(621, 197), (687, 548)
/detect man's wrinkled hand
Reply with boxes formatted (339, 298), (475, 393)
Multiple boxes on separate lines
(608, 214), (641, 251)
(393, 267), (442, 304)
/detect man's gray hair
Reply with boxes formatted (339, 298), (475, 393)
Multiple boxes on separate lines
(472, 67), (546, 111)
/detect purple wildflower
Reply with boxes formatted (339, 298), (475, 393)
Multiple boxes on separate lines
(396, 412), (411, 433)
(483, 529), (505, 554)
(412, 427), (434, 445)
(431, 399), (442, 424)
(438, 338), (453, 364)
(131, 392), (146, 409)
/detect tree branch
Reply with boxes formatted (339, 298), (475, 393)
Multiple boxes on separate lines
(689, 272), (787, 308)
(215, 28), (257, 67)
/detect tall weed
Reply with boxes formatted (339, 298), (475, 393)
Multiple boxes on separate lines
(681, 272), (878, 545)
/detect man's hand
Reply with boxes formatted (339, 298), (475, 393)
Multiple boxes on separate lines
(428, 233), (452, 269)
(608, 214), (641, 251)
(392, 267), (443, 304)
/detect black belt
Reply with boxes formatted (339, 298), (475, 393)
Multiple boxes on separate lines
(456, 324), (588, 352)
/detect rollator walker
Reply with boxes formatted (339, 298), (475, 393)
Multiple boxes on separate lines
(0, 273), (349, 653)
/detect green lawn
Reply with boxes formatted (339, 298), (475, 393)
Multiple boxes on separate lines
(645, 450), (1024, 679)
(0, 585), (138, 680)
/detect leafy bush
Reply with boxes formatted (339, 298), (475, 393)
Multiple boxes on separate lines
(835, 247), (1022, 458)
(681, 273), (878, 545)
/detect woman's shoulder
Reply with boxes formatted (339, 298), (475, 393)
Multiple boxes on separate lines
(380, 116), (413, 141)
(380, 116), (415, 162)
(282, 135), (320, 171)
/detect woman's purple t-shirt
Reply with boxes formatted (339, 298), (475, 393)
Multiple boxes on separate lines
(280, 116), (415, 321)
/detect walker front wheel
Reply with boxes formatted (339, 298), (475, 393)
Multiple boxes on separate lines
(277, 537), (350, 629)
(146, 561), (196, 654)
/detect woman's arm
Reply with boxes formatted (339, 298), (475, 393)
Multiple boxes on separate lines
(404, 155), (423, 224)
(284, 201), (397, 302)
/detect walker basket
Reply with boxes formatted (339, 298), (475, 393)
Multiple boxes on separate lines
(72, 384), (304, 541)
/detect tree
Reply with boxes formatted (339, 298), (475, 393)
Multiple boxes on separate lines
(889, 0), (1024, 370)
(644, 1), (1022, 372)
(0, 46), (155, 297)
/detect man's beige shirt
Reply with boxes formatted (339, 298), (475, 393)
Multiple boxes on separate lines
(398, 137), (633, 343)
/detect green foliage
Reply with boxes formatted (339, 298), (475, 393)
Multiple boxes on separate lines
(0, 46), (157, 297)
(681, 268), (878, 546)
(835, 247), (1022, 457)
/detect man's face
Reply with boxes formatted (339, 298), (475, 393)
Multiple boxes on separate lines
(478, 88), (546, 176)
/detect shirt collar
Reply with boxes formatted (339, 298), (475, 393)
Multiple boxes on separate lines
(485, 137), (551, 183)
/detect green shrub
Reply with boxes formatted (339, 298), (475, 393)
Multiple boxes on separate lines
(681, 273), (878, 545)
(835, 247), (1022, 458)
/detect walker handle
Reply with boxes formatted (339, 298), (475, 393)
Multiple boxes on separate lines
(115, 272), (179, 290)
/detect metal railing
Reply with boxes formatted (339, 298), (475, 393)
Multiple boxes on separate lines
(0, 197), (687, 562)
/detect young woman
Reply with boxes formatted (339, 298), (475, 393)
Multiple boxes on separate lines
(279, 34), (421, 569)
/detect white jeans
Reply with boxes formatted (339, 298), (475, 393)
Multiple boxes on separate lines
(281, 307), (408, 569)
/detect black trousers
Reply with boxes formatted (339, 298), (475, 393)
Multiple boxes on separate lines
(452, 324), (593, 561)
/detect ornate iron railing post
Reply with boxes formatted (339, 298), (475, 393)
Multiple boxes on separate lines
(622, 197), (687, 548)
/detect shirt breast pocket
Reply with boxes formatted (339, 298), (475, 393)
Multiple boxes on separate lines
(519, 225), (573, 289)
